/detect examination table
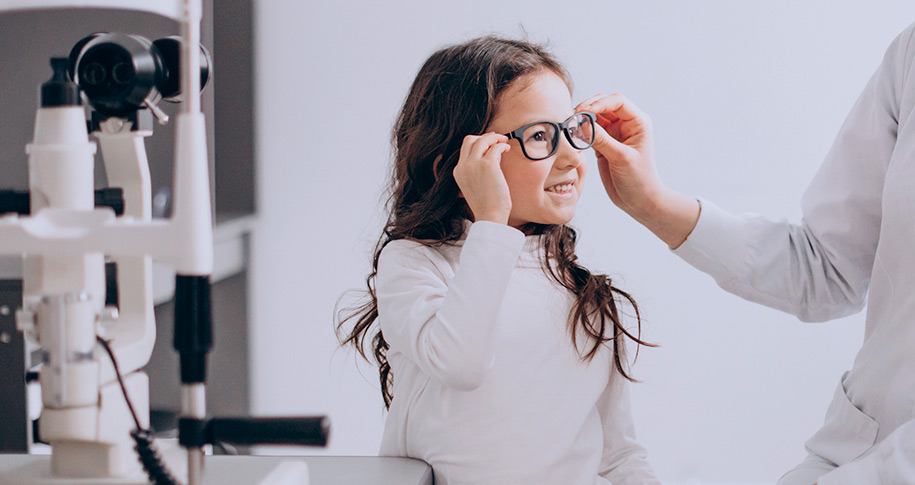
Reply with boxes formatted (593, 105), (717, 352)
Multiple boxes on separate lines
(0, 454), (434, 484)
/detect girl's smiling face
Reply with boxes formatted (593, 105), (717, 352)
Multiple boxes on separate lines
(486, 69), (587, 229)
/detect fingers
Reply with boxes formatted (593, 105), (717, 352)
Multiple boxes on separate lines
(454, 132), (513, 225)
(454, 132), (512, 188)
(595, 112), (620, 127)
(595, 152), (618, 201)
(576, 93), (650, 126)
(487, 142), (511, 160)
(589, 119), (634, 160)
(460, 133), (510, 164)
(575, 93), (609, 111)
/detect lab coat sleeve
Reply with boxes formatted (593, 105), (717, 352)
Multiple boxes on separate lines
(376, 221), (524, 391)
(672, 22), (908, 323)
(597, 370), (661, 484)
(817, 419), (915, 485)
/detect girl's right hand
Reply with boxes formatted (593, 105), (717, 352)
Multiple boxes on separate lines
(452, 133), (513, 225)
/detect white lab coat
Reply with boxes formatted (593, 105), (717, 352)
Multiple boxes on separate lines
(673, 21), (915, 485)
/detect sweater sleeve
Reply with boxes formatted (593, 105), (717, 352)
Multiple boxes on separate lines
(376, 221), (525, 391)
(597, 370), (661, 485)
(671, 20), (910, 323)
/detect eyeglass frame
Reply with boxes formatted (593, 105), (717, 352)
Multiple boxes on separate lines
(503, 111), (596, 161)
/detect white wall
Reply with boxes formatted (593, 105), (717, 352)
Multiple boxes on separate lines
(250, 1), (915, 482)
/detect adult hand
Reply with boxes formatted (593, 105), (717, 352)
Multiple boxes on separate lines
(452, 133), (513, 225)
(576, 93), (700, 248)
(575, 93), (661, 218)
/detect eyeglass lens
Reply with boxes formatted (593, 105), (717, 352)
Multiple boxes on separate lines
(520, 113), (594, 160)
(567, 114), (594, 149)
(521, 123), (558, 160)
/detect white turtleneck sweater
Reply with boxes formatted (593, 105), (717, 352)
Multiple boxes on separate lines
(376, 221), (659, 485)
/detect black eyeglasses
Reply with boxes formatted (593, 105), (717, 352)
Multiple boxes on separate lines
(504, 112), (596, 161)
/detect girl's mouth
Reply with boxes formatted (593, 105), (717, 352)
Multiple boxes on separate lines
(545, 183), (575, 194)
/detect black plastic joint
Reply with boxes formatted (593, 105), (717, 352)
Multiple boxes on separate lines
(88, 108), (154, 133)
(207, 416), (331, 447)
(0, 190), (30, 216)
(179, 353), (207, 384)
(41, 58), (81, 108)
(95, 188), (124, 216)
(173, 275), (212, 384)
(177, 417), (209, 449)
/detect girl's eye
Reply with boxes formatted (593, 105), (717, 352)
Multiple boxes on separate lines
(525, 129), (550, 144)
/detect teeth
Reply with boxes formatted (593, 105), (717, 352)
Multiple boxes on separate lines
(546, 183), (574, 193)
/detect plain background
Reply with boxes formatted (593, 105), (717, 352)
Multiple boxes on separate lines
(249, 1), (915, 482)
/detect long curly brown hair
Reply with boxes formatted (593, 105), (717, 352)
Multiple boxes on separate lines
(337, 35), (654, 409)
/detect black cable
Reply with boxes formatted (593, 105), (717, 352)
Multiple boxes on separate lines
(96, 336), (182, 485)
(95, 336), (142, 429)
(131, 428), (181, 485)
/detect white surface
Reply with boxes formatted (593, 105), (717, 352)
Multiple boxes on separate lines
(250, 1), (915, 483)
(258, 461), (309, 485)
(0, 454), (434, 485)
(668, 483), (770, 485)
(0, 0), (181, 20)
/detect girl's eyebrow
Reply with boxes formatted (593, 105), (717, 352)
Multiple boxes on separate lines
(507, 112), (577, 129)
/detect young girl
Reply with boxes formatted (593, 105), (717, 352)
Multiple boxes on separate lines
(338, 36), (660, 485)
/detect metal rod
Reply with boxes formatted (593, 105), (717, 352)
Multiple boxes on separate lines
(180, 0), (201, 116)
(182, 383), (206, 485)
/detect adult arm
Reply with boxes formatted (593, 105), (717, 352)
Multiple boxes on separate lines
(674, 22), (909, 322)
(579, 22), (911, 322)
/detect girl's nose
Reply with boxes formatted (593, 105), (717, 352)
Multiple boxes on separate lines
(554, 136), (583, 168)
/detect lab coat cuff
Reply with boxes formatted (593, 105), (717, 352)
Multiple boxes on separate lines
(672, 197), (752, 281)
(816, 455), (881, 485)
